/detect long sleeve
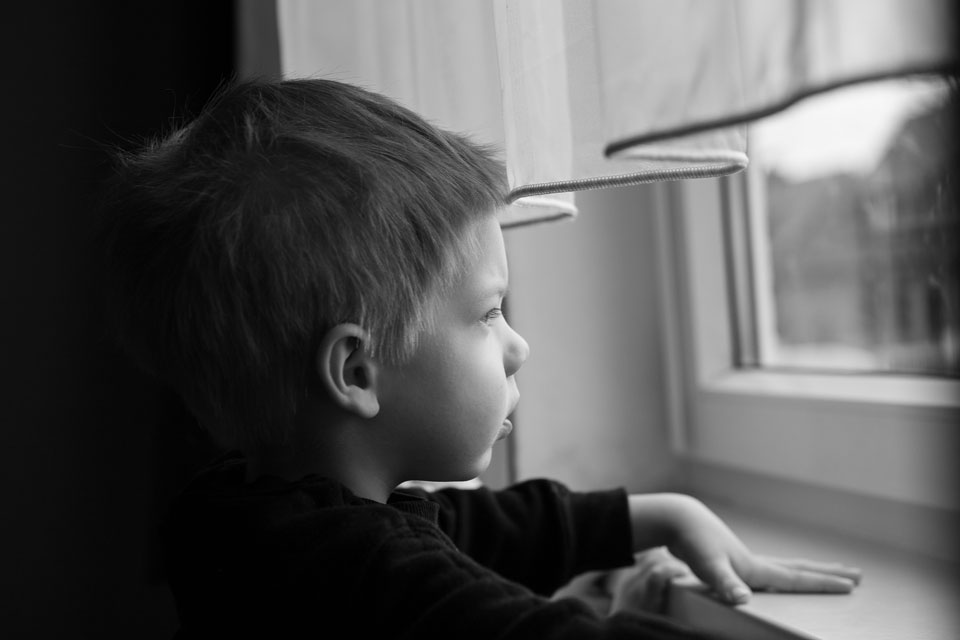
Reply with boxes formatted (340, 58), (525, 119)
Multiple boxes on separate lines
(349, 501), (706, 640)
(164, 457), (710, 639)
(423, 479), (635, 595)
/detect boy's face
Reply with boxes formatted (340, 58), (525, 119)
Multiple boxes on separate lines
(376, 215), (529, 482)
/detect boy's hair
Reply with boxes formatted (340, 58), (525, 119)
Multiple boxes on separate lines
(96, 78), (506, 449)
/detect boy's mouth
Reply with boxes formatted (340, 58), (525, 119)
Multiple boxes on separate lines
(498, 396), (519, 439)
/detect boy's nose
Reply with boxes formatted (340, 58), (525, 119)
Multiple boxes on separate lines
(504, 326), (530, 377)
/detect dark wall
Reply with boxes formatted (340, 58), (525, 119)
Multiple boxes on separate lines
(1, 2), (234, 637)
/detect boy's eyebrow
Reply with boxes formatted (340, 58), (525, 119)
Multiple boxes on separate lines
(482, 283), (509, 300)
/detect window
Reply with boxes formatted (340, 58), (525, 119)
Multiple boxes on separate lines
(654, 81), (960, 530)
(738, 78), (958, 378)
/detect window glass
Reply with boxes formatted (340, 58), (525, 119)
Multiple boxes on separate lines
(742, 77), (958, 377)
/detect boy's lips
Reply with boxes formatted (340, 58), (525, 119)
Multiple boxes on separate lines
(498, 397), (519, 439)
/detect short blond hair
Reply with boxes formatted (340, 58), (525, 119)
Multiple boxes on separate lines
(96, 78), (506, 449)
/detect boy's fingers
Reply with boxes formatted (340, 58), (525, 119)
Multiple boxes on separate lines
(695, 558), (752, 604)
(749, 561), (857, 593)
(610, 551), (700, 614)
(762, 557), (862, 585)
(615, 567), (678, 613)
(634, 549), (695, 580)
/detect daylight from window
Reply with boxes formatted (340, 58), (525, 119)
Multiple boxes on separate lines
(746, 77), (958, 377)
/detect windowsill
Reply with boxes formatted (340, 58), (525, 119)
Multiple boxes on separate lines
(705, 369), (960, 409)
(666, 500), (960, 640)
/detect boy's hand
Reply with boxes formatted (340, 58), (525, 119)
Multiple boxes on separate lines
(606, 547), (695, 614)
(627, 494), (862, 605)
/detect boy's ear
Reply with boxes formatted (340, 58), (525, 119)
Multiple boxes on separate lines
(315, 324), (381, 419)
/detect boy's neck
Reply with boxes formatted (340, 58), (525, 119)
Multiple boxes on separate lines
(244, 455), (395, 504)
(243, 413), (399, 503)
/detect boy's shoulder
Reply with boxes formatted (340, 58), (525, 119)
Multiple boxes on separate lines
(164, 453), (460, 564)
(168, 452), (442, 532)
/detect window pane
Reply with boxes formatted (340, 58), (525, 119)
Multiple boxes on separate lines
(745, 77), (958, 377)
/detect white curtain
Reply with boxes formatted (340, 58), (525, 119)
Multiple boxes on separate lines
(272, 0), (956, 227)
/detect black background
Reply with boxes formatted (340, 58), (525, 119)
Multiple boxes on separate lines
(2, 2), (235, 636)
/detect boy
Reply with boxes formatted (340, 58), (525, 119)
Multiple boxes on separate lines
(96, 78), (860, 638)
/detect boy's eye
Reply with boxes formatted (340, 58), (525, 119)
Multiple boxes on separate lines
(483, 308), (503, 323)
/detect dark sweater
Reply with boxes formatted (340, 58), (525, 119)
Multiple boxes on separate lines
(163, 453), (705, 638)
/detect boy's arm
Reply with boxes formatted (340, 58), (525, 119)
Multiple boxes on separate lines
(626, 493), (862, 605)
(426, 479), (635, 595)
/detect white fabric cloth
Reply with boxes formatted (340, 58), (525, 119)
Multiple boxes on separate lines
(275, 0), (956, 226)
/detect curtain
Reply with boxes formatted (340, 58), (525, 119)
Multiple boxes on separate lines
(269, 0), (957, 227)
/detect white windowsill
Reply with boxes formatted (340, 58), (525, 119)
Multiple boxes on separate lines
(666, 501), (960, 640)
(704, 369), (960, 409)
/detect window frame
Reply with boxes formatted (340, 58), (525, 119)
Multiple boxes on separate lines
(654, 173), (959, 513)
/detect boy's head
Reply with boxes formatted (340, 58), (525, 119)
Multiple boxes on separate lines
(97, 78), (508, 450)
